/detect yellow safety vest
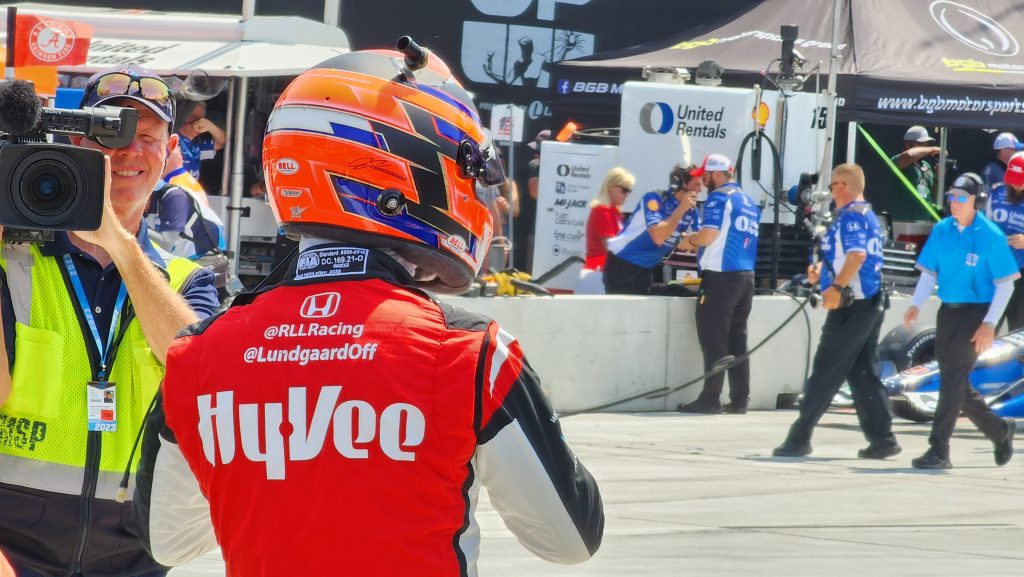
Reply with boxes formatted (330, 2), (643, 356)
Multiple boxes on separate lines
(0, 243), (198, 499)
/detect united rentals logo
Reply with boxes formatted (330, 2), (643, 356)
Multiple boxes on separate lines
(29, 20), (75, 63)
(930, 1), (1019, 57)
(300, 292), (341, 319)
(639, 102), (674, 134)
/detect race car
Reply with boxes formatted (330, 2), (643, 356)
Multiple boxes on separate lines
(880, 326), (1024, 422)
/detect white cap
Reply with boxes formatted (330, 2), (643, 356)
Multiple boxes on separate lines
(903, 125), (934, 143)
(690, 153), (733, 177)
(993, 132), (1024, 150)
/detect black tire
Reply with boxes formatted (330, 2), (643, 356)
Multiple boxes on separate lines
(879, 325), (937, 373)
(890, 398), (934, 423)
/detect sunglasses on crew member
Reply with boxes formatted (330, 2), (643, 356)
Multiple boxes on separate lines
(83, 72), (174, 117)
(946, 193), (971, 204)
(616, 185), (632, 194)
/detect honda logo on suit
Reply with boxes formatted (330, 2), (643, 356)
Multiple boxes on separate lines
(300, 292), (341, 318)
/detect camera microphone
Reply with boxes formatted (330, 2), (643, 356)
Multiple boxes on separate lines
(0, 80), (42, 136)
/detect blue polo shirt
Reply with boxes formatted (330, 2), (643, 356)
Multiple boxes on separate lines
(697, 182), (761, 272)
(820, 201), (884, 299)
(916, 213), (1019, 304)
(0, 226), (220, 366)
(607, 191), (698, 268)
(987, 183), (1024, 269)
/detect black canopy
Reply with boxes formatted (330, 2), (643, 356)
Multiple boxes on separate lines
(552, 0), (1024, 130)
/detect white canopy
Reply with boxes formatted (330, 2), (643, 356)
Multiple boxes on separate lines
(0, 3), (350, 77)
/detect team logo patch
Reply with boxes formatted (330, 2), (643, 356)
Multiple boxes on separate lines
(965, 252), (979, 266)
(29, 20), (75, 63)
(646, 199), (660, 211)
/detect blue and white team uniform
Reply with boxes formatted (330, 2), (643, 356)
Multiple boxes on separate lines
(820, 201), (884, 299)
(987, 184), (1024, 269)
(697, 183), (761, 272)
(179, 133), (217, 179)
(607, 190), (698, 268)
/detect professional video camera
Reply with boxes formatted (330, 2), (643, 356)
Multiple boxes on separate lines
(0, 80), (137, 243)
(788, 171), (834, 229)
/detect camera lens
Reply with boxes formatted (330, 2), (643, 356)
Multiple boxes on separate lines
(22, 160), (76, 216)
(10, 150), (90, 228)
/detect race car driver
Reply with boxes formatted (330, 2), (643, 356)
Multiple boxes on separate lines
(133, 39), (604, 576)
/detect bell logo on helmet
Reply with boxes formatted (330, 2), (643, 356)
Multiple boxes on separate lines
(300, 292), (341, 319)
(276, 158), (299, 175)
(445, 234), (469, 253)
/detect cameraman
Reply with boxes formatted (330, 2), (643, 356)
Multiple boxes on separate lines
(602, 164), (699, 295)
(773, 163), (901, 458)
(0, 65), (218, 577)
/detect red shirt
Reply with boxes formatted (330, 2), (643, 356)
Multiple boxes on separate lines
(585, 205), (623, 269)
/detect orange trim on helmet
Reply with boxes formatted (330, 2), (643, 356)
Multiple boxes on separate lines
(280, 69), (485, 145)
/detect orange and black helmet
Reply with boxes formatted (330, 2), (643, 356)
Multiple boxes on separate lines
(263, 37), (503, 293)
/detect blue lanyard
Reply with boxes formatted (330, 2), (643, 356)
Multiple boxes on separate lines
(63, 255), (128, 381)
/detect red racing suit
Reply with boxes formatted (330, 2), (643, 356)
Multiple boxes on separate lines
(134, 247), (603, 576)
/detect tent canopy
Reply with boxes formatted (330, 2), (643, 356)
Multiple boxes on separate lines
(0, 3), (350, 77)
(553, 0), (1024, 130)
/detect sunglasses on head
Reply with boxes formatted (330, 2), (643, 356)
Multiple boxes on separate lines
(84, 72), (174, 118)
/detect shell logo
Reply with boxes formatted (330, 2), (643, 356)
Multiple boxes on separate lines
(751, 102), (770, 129)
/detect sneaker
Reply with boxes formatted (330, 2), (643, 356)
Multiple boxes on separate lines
(995, 419), (1016, 467)
(911, 449), (952, 470)
(676, 400), (721, 414)
(722, 402), (747, 415)
(772, 441), (812, 457)
(857, 441), (902, 460)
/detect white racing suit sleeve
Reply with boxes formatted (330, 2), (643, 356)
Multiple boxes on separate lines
(474, 324), (603, 564)
(134, 393), (218, 566)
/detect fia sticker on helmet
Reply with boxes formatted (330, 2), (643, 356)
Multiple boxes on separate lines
(277, 158), (300, 175)
(445, 234), (469, 253)
(279, 188), (305, 199)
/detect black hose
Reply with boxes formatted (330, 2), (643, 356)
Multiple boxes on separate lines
(734, 129), (784, 286)
(647, 293), (813, 399)
(561, 291), (815, 416)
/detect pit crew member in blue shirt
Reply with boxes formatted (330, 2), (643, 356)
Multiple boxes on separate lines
(602, 164), (699, 295)
(677, 154), (760, 414)
(987, 151), (1024, 330)
(774, 163), (900, 458)
(904, 172), (1018, 469)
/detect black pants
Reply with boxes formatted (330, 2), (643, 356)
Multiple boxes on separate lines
(929, 304), (1008, 458)
(603, 252), (653, 295)
(1001, 274), (1024, 331)
(694, 270), (754, 406)
(785, 295), (896, 445)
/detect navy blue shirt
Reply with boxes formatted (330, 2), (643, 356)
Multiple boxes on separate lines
(1, 225), (220, 367)
(820, 201), (884, 299)
(916, 213), (1020, 304)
